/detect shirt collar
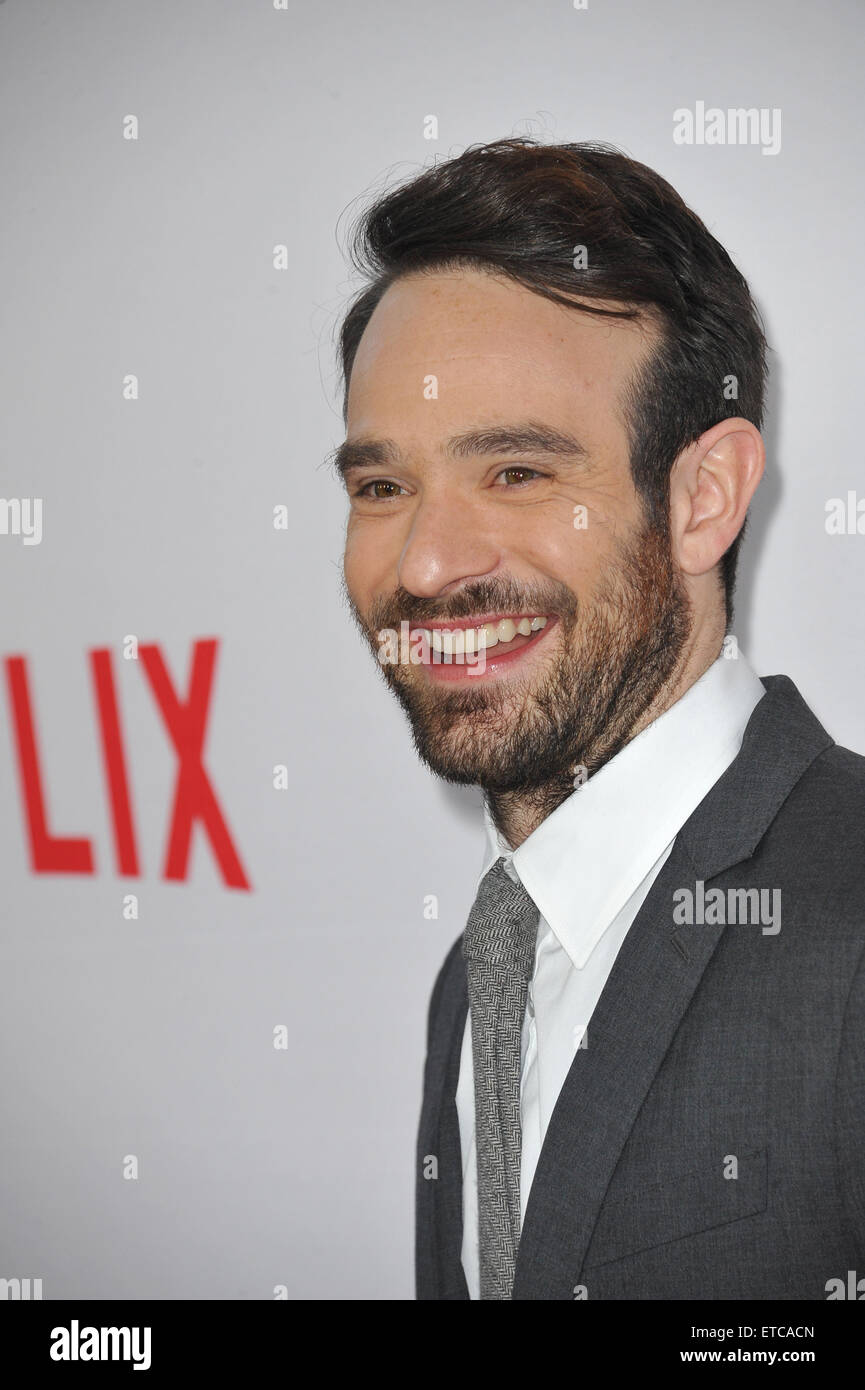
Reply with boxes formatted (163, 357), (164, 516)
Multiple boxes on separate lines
(478, 651), (766, 969)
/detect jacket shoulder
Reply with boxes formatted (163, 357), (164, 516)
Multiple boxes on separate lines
(804, 740), (865, 791)
(778, 740), (865, 843)
(751, 740), (865, 944)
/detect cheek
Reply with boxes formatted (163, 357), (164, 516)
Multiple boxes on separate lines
(342, 520), (364, 594)
(343, 520), (396, 607)
(513, 509), (613, 594)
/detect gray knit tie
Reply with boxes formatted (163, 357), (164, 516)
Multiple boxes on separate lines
(462, 856), (539, 1300)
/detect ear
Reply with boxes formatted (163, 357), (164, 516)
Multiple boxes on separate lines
(669, 418), (765, 581)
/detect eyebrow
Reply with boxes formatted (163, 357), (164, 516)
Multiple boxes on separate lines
(329, 422), (589, 483)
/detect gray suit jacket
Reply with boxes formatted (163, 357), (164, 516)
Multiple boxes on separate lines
(415, 675), (865, 1299)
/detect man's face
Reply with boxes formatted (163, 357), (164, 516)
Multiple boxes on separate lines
(340, 267), (691, 796)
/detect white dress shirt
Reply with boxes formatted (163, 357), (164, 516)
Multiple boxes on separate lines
(457, 651), (766, 1298)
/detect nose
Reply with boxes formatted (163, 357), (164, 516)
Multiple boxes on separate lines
(397, 492), (503, 599)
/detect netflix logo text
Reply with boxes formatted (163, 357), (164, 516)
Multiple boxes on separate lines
(3, 637), (251, 890)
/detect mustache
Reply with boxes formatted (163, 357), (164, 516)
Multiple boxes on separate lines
(358, 578), (579, 634)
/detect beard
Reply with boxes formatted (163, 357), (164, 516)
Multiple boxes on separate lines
(344, 514), (692, 826)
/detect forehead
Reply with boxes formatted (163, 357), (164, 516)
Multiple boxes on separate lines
(345, 267), (657, 443)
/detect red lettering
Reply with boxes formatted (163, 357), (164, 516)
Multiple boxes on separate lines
(4, 655), (95, 874)
(139, 639), (251, 890)
(90, 649), (141, 876)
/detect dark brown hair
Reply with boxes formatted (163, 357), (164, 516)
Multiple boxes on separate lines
(338, 137), (768, 620)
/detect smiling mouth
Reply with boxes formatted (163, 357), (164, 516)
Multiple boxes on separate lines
(409, 613), (555, 675)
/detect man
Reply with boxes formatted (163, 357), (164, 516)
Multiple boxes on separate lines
(332, 138), (865, 1300)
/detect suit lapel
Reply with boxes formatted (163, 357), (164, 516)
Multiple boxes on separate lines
(416, 942), (470, 1299)
(436, 984), (470, 1298)
(512, 832), (714, 1298)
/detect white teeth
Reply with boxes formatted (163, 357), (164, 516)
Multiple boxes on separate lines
(416, 616), (548, 655)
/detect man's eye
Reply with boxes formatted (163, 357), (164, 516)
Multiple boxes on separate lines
(355, 479), (405, 499)
(494, 466), (544, 486)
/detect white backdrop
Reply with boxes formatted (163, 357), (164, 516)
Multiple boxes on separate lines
(1, 0), (862, 1299)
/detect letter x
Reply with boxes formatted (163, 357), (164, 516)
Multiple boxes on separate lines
(140, 639), (251, 890)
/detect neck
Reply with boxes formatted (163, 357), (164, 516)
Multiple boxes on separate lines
(486, 619), (725, 850)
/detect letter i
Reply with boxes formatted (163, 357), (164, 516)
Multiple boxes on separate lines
(90, 649), (141, 875)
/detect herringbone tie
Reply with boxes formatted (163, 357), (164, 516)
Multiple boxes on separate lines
(462, 856), (539, 1300)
